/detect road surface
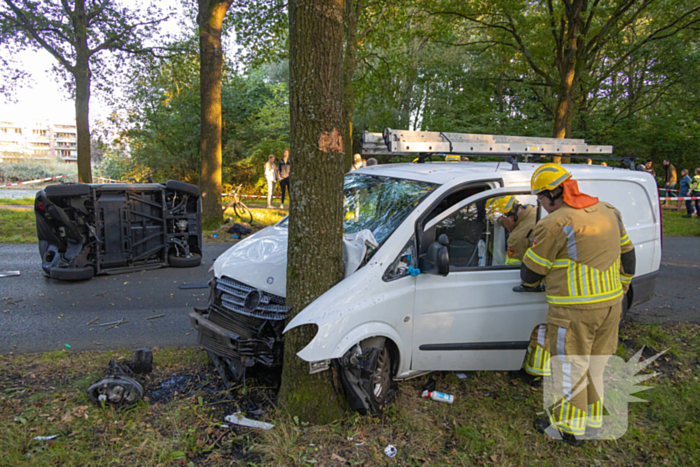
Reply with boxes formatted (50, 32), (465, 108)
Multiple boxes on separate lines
(1, 238), (698, 354)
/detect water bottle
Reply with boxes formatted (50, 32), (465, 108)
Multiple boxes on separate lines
(421, 390), (454, 404)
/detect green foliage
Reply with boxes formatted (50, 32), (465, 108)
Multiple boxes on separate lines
(0, 159), (77, 183)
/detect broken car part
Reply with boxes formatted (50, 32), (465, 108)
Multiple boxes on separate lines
(87, 348), (153, 407)
(35, 181), (202, 281)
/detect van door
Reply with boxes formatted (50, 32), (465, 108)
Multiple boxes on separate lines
(411, 187), (549, 372)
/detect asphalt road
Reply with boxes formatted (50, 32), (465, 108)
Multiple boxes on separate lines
(0, 242), (232, 354)
(1, 238), (698, 355)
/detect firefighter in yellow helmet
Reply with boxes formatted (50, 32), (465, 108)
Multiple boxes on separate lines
(515, 163), (636, 445)
(487, 195), (548, 381)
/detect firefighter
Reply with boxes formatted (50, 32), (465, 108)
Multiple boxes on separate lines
(487, 196), (549, 380)
(515, 163), (636, 445)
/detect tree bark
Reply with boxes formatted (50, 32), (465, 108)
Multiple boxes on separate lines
(342, 0), (360, 171)
(198, 0), (232, 226)
(73, 0), (92, 183)
(279, 0), (347, 423)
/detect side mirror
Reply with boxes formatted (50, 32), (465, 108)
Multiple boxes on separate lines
(419, 233), (450, 276)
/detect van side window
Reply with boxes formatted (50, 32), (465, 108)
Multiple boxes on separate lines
(434, 194), (536, 268)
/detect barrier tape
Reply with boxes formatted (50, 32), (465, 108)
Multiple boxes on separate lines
(660, 197), (700, 201)
(222, 193), (281, 199)
(658, 188), (679, 192)
(3, 174), (73, 187)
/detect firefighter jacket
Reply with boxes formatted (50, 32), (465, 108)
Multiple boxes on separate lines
(522, 201), (634, 310)
(505, 205), (536, 266)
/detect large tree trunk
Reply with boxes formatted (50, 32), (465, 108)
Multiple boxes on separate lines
(342, 0), (361, 171)
(198, 0), (232, 226)
(73, 0), (92, 183)
(279, 0), (347, 423)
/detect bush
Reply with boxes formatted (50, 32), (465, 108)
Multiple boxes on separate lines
(0, 158), (78, 183)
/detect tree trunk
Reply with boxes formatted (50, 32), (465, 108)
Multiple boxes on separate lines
(279, 0), (347, 424)
(552, 0), (586, 164)
(342, 0), (361, 171)
(73, 0), (92, 183)
(198, 0), (232, 226)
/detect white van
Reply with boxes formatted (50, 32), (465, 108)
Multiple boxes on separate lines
(190, 157), (661, 414)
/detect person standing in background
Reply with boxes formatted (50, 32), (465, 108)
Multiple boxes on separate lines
(278, 149), (291, 209)
(688, 168), (700, 220)
(679, 169), (694, 217)
(264, 154), (278, 209)
(662, 159), (677, 205)
(350, 153), (366, 171)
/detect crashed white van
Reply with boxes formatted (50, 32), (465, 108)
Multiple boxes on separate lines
(190, 132), (661, 414)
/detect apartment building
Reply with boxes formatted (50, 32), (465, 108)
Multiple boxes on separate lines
(0, 118), (78, 162)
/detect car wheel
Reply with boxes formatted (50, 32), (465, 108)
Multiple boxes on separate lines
(165, 180), (200, 198)
(339, 340), (397, 415)
(50, 266), (95, 281)
(168, 253), (202, 268)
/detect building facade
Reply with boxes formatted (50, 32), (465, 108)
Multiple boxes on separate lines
(0, 119), (78, 163)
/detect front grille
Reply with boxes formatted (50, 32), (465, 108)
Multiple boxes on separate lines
(208, 303), (264, 339)
(198, 332), (239, 361)
(217, 276), (290, 320)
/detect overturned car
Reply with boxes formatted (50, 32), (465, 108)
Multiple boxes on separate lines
(35, 181), (202, 281)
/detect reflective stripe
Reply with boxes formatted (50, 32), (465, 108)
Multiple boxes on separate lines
(537, 324), (546, 347)
(581, 264), (589, 296)
(562, 225), (578, 260)
(548, 289), (623, 304)
(621, 274), (632, 284)
(505, 258), (522, 266)
(563, 362), (572, 400)
(621, 234), (631, 246)
(525, 249), (552, 268)
(553, 259), (570, 268)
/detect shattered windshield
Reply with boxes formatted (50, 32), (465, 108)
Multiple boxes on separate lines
(276, 175), (436, 245)
(343, 174), (436, 245)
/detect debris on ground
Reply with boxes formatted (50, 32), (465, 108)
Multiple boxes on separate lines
(86, 317), (98, 325)
(224, 412), (274, 430)
(87, 349), (153, 407)
(33, 435), (59, 441)
(384, 445), (397, 458)
(423, 376), (436, 392)
(144, 314), (165, 321)
(455, 372), (468, 379)
(99, 318), (126, 327)
(227, 223), (252, 237)
(422, 389), (455, 404)
(0, 271), (20, 278)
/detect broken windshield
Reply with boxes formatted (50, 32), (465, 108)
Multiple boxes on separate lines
(343, 174), (436, 245)
(276, 174), (436, 245)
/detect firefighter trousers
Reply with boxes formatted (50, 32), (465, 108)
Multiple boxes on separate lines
(524, 324), (551, 376)
(545, 302), (622, 436)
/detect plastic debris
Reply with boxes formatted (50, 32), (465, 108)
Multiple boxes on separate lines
(212, 233), (218, 238)
(384, 445), (397, 458)
(224, 412), (274, 430)
(422, 390), (455, 404)
(456, 373), (468, 380)
(0, 271), (20, 278)
(65, 344), (71, 349)
(178, 283), (209, 290)
(34, 435), (59, 441)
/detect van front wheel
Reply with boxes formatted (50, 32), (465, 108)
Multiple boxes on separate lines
(338, 339), (397, 415)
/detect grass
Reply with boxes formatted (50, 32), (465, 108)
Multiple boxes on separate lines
(203, 206), (286, 243)
(661, 209), (700, 237)
(1, 323), (699, 466)
(0, 198), (35, 205)
(0, 209), (36, 243)
(0, 159), (77, 183)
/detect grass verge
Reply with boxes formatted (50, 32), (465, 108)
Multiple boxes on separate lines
(203, 206), (286, 243)
(0, 198), (35, 205)
(1, 323), (698, 466)
(661, 209), (700, 237)
(0, 209), (36, 243)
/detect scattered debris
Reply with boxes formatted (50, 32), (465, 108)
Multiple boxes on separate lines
(86, 317), (99, 325)
(224, 412), (275, 430)
(423, 377), (436, 392)
(92, 291), (109, 297)
(144, 314), (165, 321)
(332, 453), (348, 462)
(33, 435), (59, 441)
(0, 271), (20, 278)
(104, 321), (128, 330)
(384, 445), (397, 458)
(354, 442), (365, 447)
(227, 223), (252, 236)
(65, 344), (71, 349)
(99, 318), (126, 327)
(422, 390), (455, 404)
(178, 284), (209, 290)
(87, 349), (153, 407)
(455, 372), (468, 380)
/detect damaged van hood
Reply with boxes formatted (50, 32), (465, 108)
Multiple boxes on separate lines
(214, 225), (288, 297)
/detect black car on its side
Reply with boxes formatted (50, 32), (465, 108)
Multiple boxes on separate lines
(35, 181), (202, 281)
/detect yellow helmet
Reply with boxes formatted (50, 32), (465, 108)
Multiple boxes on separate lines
(531, 163), (571, 194)
(486, 195), (517, 221)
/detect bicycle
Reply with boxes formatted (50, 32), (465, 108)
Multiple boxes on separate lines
(126, 171), (153, 183)
(222, 184), (253, 224)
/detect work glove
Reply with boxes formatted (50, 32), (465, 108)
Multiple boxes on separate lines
(513, 284), (545, 293)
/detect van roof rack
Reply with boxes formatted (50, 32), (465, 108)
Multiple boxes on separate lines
(360, 129), (636, 170)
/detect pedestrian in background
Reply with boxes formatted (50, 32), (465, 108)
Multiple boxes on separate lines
(662, 159), (677, 204)
(350, 153), (366, 171)
(644, 160), (656, 178)
(278, 149), (291, 209)
(688, 168), (700, 219)
(264, 154), (278, 209)
(679, 169), (694, 218)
